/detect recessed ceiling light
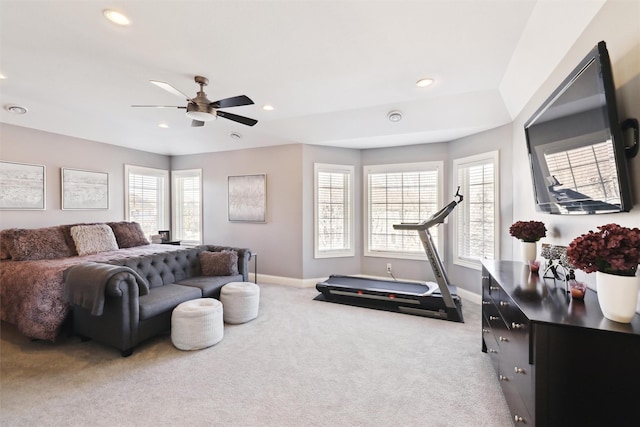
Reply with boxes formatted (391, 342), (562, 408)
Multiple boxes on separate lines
(262, 105), (274, 111)
(230, 132), (242, 140)
(5, 105), (27, 115)
(103, 9), (131, 26)
(0, 73), (6, 80)
(387, 110), (402, 122)
(158, 123), (169, 129)
(416, 78), (434, 88)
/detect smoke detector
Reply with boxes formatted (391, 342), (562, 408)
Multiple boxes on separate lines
(387, 110), (402, 122)
(5, 105), (27, 115)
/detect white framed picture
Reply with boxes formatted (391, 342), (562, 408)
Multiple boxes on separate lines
(228, 174), (266, 222)
(62, 168), (109, 210)
(0, 161), (46, 210)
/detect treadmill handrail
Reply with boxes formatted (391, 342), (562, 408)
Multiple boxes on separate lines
(393, 188), (463, 231)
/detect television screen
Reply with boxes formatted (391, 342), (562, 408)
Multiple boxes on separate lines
(524, 41), (632, 214)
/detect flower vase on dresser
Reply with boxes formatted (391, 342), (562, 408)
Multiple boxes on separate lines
(567, 223), (640, 324)
(595, 272), (639, 323)
(521, 241), (537, 264)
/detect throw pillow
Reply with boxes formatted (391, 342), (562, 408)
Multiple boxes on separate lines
(199, 250), (239, 276)
(9, 226), (74, 261)
(0, 228), (17, 260)
(108, 221), (150, 248)
(71, 224), (119, 256)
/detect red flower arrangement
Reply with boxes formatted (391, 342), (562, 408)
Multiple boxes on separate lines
(509, 221), (547, 242)
(567, 224), (640, 277)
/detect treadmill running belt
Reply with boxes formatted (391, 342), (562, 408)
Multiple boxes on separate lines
(323, 275), (437, 295)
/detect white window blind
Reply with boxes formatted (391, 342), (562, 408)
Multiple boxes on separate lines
(125, 165), (169, 240)
(364, 162), (442, 259)
(314, 163), (354, 258)
(453, 151), (499, 269)
(172, 169), (202, 245)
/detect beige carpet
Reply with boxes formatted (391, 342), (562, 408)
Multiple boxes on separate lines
(1, 283), (511, 426)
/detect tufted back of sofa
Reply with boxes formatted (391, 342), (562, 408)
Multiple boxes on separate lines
(106, 248), (203, 289)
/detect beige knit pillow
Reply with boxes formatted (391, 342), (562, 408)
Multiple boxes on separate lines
(70, 224), (119, 256)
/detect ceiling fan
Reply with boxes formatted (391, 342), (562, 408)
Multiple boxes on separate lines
(132, 76), (258, 127)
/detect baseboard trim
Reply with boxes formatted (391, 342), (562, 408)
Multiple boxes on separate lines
(251, 273), (482, 304)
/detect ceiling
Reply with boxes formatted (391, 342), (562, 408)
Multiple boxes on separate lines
(0, 0), (605, 156)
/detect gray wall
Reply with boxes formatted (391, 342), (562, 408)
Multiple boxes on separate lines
(0, 123), (169, 229)
(170, 144), (305, 279)
(510, 0), (640, 291)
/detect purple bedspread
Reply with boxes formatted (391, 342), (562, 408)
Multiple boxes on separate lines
(0, 244), (188, 341)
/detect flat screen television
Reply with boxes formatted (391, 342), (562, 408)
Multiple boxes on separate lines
(524, 41), (633, 214)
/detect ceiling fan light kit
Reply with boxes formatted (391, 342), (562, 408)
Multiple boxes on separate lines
(133, 75), (258, 127)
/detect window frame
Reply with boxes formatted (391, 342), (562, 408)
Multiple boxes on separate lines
(363, 161), (443, 260)
(452, 151), (500, 270)
(124, 164), (170, 240)
(171, 168), (203, 246)
(314, 163), (355, 259)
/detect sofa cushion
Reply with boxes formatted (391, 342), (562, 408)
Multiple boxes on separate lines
(177, 274), (244, 298)
(138, 284), (202, 320)
(71, 224), (119, 256)
(108, 221), (149, 248)
(199, 250), (239, 276)
(9, 226), (74, 261)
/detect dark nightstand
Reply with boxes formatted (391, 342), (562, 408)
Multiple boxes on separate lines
(161, 241), (181, 245)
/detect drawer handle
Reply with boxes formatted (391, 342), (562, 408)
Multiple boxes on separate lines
(514, 367), (526, 374)
(489, 316), (499, 321)
(499, 336), (508, 342)
(514, 415), (525, 423)
(499, 301), (509, 307)
(482, 328), (490, 333)
(482, 301), (491, 305)
(511, 322), (523, 329)
(490, 286), (499, 291)
(499, 374), (509, 381)
(488, 349), (498, 354)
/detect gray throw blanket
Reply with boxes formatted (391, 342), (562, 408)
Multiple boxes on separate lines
(63, 262), (149, 316)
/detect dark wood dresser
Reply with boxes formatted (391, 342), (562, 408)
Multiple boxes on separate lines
(481, 260), (640, 426)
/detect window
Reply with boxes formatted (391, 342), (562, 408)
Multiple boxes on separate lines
(172, 169), (202, 245)
(125, 165), (169, 240)
(314, 163), (354, 258)
(453, 151), (499, 269)
(364, 162), (443, 259)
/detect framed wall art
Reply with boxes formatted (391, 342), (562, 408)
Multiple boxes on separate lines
(228, 174), (266, 222)
(0, 161), (46, 210)
(62, 168), (109, 210)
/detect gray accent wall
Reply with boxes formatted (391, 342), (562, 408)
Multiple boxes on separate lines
(0, 123), (169, 230)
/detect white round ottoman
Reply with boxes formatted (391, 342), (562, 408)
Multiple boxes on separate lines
(220, 282), (260, 324)
(171, 298), (224, 350)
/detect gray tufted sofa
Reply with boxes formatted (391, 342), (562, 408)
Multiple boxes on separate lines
(67, 245), (251, 356)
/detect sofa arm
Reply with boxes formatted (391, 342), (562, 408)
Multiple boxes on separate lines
(64, 263), (149, 316)
(201, 245), (252, 282)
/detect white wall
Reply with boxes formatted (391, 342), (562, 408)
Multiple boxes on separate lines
(0, 123), (169, 229)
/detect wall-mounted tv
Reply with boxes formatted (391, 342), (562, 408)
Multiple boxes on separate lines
(524, 41), (633, 214)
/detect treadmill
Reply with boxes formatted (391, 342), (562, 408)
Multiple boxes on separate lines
(315, 189), (464, 322)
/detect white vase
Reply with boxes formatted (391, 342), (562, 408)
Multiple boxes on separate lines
(596, 271), (639, 323)
(520, 241), (537, 263)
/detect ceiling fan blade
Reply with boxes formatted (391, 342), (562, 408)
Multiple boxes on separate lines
(131, 105), (187, 108)
(216, 110), (258, 126)
(191, 120), (205, 127)
(150, 80), (193, 102)
(210, 95), (254, 109)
